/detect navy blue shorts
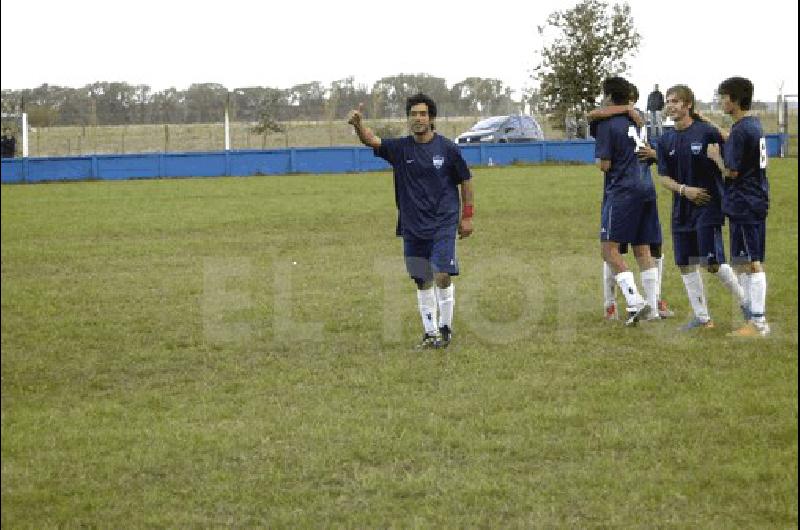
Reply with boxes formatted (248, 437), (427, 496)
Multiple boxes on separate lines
(672, 226), (726, 267)
(403, 236), (459, 282)
(600, 198), (661, 246)
(729, 221), (766, 264)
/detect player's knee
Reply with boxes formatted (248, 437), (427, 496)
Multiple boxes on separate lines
(434, 273), (451, 289)
(748, 261), (763, 274)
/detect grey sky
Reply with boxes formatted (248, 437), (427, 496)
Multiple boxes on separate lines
(2, 0), (797, 102)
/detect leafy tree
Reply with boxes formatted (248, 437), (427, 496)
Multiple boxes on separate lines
(252, 91), (287, 136)
(151, 87), (186, 124)
(532, 0), (641, 130)
(371, 74), (450, 118)
(328, 77), (369, 119)
(287, 82), (326, 120)
(451, 77), (514, 116)
(232, 87), (287, 122)
(184, 83), (228, 123)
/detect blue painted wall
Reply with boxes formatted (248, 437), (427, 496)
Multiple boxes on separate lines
(0, 135), (786, 184)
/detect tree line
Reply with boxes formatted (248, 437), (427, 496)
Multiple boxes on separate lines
(1, 75), (524, 128)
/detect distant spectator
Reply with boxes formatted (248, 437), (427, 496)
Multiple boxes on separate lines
(647, 84), (665, 137)
(577, 116), (590, 139)
(1, 129), (16, 158)
(565, 114), (578, 139)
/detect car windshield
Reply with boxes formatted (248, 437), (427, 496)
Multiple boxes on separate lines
(470, 116), (508, 131)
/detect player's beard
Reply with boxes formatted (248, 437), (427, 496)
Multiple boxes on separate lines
(411, 122), (430, 135)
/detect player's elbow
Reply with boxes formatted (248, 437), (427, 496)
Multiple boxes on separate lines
(598, 160), (611, 172)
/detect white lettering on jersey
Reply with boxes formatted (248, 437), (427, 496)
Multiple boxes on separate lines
(628, 125), (647, 150)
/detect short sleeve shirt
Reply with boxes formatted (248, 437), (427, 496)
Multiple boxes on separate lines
(594, 115), (656, 202)
(375, 134), (471, 239)
(723, 116), (769, 222)
(656, 120), (725, 231)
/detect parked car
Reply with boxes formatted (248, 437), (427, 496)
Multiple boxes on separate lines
(455, 115), (545, 145)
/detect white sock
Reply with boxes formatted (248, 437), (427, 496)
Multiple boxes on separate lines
(738, 273), (751, 311)
(417, 287), (438, 334)
(715, 263), (746, 306)
(681, 271), (710, 322)
(640, 267), (659, 315)
(749, 272), (767, 322)
(615, 270), (645, 309)
(436, 284), (454, 329)
(603, 262), (616, 307)
(655, 256), (664, 301)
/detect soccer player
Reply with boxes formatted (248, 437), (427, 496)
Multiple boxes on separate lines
(707, 77), (771, 337)
(589, 83), (674, 320)
(347, 94), (474, 349)
(593, 77), (660, 325)
(655, 85), (747, 331)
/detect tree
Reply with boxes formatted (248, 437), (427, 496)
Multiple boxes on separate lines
(184, 83), (228, 123)
(371, 74), (450, 118)
(287, 82), (326, 120)
(451, 77), (513, 116)
(532, 0), (641, 131)
(252, 90), (287, 136)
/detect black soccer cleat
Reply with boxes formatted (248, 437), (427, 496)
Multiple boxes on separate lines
(438, 326), (452, 348)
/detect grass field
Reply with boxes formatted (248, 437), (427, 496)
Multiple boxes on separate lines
(2, 160), (797, 526)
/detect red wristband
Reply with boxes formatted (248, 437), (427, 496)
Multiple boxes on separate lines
(462, 204), (474, 219)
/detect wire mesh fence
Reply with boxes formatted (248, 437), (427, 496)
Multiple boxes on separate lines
(2, 110), (796, 158)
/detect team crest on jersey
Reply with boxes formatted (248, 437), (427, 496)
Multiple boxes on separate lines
(432, 155), (445, 169)
(690, 142), (703, 155)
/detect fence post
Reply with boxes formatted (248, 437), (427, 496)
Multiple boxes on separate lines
(91, 155), (98, 179)
(289, 148), (296, 173)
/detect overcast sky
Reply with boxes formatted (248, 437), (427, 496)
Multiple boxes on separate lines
(2, 0), (797, 103)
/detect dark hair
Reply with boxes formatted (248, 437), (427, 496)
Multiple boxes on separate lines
(717, 76), (754, 110)
(405, 93), (437, 119)
(666, 84), (703, 122)
(603, 77), (630, 105)
(628, 82), (639, 103)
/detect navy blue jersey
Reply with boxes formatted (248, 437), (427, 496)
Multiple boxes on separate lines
(656, 120), (725, 231)
(723, 116), (769, 222)
(594, 115), (656, 201)
(375, 134), (471, 239)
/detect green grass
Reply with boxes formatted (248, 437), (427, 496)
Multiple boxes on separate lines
(2, 160), (797, 527)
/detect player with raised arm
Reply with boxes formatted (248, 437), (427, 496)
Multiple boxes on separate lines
(593, 77), (660, 326)
(707, 77), (771, 337)
(347, 94), (474, 349)
(656, 85), (747, 331)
